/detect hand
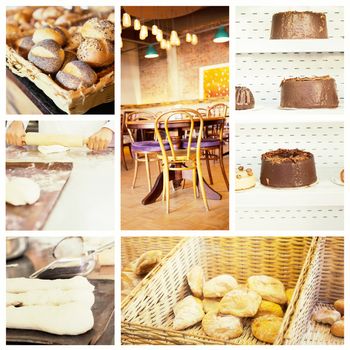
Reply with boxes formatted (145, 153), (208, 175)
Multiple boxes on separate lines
(86, 127), (113, 151)
(6, 121), (26, 146)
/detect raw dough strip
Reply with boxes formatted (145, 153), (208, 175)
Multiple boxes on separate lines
(6, 302), (94, 335)
(7, 276), (94, 293)
(25, 132), (86, 147)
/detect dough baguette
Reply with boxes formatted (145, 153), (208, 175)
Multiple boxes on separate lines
(203, 275), (238, 298)
(25, 132), (86, 147)
(7, 289), (95, 308)
(187, 265), (204, 298)
(6, 302), (94, 335)
(7, 276), (94, 293)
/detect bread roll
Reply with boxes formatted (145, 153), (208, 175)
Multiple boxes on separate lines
(312, 308), (341, 325)
(13, 12), (31, 25)
(61, 50), (77, 68)
(203, 298), (221, 314)
(77, 38), (114, 67)
(330, 319), (344, 337)
(203, 275), (238, 298)
(65, 32), (83, 51)
(15, 36), (34, 59)
(55, 13), (81, 26)
(28, 39), (64, 74)
(173, 295), (204, 330)
(32, 26), (67, 46)
(81, 17), (114, 41)
(202, 311), (243, 340)
(107, 12), (115, 23)
(187, 265), (204, 298)
(133, 250), (162, 276)
(56, 60), (97, 90)
(248, 275), (287, 304)
(255, 300), (284, 318)
(251, 315), (283, 344)
(33, 7), (64, 21)
(6, 23), (21, 43)
(286, 288), (294, 304)
(334, 299), (344, 315)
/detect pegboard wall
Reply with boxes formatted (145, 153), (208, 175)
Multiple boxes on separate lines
(235, 122), (344, 168)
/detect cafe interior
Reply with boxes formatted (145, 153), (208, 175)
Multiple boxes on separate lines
(120, 6), (229, 230)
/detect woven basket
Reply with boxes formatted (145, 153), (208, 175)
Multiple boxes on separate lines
(122, 236), (316, 345)
(283, 237), (344, 345)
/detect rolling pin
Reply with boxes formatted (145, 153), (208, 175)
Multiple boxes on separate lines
(25, 133), (87, 147)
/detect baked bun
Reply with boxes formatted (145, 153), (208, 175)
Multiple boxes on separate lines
(13, 12), (31, 25)
(133, 250), (162, 276)
(77, 38), (114, 67)
(312, 308), (341, 325)
(6, 23), (21, 43)
(173, 296), (204, 331)
(107, 12), (115, 23)
(202, 298), (221, 314)
(55, 13), (81, 26)
(32, 26), (67, 46)
(28, 39), (65, 74)
(61, 50), (77, 68)
(248, 275), (287, 304)
(33, 7), (64, 21)
(56, 60), (97, 90)
(15, 36), (34, 58)
(334, 299), (344, 315)
(81, 18), (114, 41)
(202, 311), (243, 340)
(255, 300), (284, 318)
(187, 265), (204, 298)
(203, 275), (238, 298)
(65, 32), (83, 51)
(331, 319), (344, 337)
(285, 288), (294, 304)
(251, 315), (283, 344)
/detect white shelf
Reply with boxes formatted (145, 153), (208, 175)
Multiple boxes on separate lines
(236, 39), (344, 54)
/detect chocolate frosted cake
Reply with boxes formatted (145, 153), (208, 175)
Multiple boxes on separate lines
(235, 86), (255, 110)
(260, 149), (317, 188)
(280, 76), (339, 109)
(271, 11), (328, 39)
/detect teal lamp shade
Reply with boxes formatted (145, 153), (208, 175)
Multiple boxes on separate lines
(145, 45), (159, 58)
(213, 26), (229, 43)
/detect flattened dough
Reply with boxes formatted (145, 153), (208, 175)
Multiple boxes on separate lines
(6, 302), (94, 335)
(6, 177), (40, 206)
(38, 145), (69, 154)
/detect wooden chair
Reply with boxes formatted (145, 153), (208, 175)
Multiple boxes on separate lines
(154, 109), (209, 214)
(121, 112), (130, 171)
(125, 111), (167, 192)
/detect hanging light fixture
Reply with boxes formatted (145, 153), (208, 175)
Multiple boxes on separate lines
(170, 30), (178, 46)
(175, 37), (180, 46)
(122, 13), (131, 28)
(191, 34), (198, 45)
(134, 19), (141, 31)
(160, 39), (167, 49)
(145, 44), (159, 58)
(156, 29), (163, 42)
(152, 24), (158, 35)
(166, 40), (171, 50)
(185, 33), (192, 43)
(213, 26), (229, 43)
(139, 25), (148, 40)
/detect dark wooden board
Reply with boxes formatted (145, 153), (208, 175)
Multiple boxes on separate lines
(6, 279), (115, 345)
(6, 162), (73, 230)
(7, 69), (114, 115)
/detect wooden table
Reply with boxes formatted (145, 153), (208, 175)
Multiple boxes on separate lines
(126, 116), (225, 205)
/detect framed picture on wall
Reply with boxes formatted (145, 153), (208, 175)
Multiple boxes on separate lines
(199, 63), (229, 99)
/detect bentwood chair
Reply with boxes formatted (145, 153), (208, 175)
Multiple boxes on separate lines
(154, 109), (209, 214)
(126, 111), (169, 192)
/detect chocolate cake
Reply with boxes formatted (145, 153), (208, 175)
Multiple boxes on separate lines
(280, 76), (339, 109)
(270, 11), (328, 39)
(236, 86), (255, 110)
(260, 149), (317, 188)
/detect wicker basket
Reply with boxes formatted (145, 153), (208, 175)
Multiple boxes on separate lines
(283, 237), (344, 345)
(122, 236), (317, 345)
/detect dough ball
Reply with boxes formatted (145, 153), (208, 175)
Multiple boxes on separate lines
(6, 177), (41, 206)
(38, 145), (69, 154)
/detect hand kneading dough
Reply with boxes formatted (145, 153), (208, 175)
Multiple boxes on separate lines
(219, 287), (262, 317)
(133, 250), (163, 276)
(255, 300), (284, 318)
(203, 298), (221, 314)
(202, 311), (243, 340)
(251, 315), (283, 344)
(7, 289), (95, 308)
(6, 177), (40, 206)
(173, 295), (204, 330)
(248, 275), (287, 304)
(203, 275), (238, 298)
(6, 302), (94, 335)
(187, 265), (205, 298)
(7, 276), (94, 293)
(38, 145), (69, 154)
(312, 308), (341, 325)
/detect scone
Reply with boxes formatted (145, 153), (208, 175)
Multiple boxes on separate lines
(312, 308), (341, 325)
(219, 287), (261, 317)
(235, 166), (256, 191)
(187, 265), (205, 298)
(133, 250), (163, 276)
(251, 315), (283, 344)
(248, 275), (287, 304)
(255, 300), (284, 318)
(203, 275), (238, 298)
(203, 298), (221, 314)
(173, 295), (204, 331)
(202, 311), (243, 340)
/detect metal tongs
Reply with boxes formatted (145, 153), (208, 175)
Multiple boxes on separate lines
(29, 237), (114, 279)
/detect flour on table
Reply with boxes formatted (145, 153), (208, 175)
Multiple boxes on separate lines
(38, 145), (69, 154)
(6, 177), (40, 206)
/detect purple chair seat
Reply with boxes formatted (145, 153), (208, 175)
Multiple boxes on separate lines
(131, 141), (170, 152)
(183, 138), (221, 148)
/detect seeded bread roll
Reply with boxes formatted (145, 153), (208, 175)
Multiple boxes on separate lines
(56, 60), (97, 90)
(81, 18), (114, 41)
(28, 39), (65, 74)
(32, 26), (67, 46)
(15, 36), (34, 58)
(77, 38), (114, 67)
(65, 32), (83, 51)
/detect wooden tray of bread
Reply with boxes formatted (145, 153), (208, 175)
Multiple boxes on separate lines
(6, 162), (73, 230)
(7, 279), (114, 345)
(6, 6), (114, 114)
